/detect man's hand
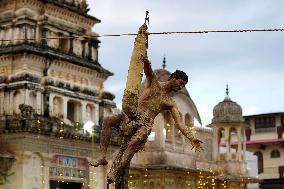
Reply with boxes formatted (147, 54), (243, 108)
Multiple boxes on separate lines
(190, 138), (203, 152)
(138, 23), (148, 34)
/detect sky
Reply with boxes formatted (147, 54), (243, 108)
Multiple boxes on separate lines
(87, 0), (284, 126)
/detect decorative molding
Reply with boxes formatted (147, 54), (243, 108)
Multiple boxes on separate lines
(44, 3), (96, 29)
(0, 44), (112, 76)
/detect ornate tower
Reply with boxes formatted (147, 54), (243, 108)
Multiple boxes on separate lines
(210, 86), (247, 175)
(0, 0), (115, 126)
(0, 1), (117, 188)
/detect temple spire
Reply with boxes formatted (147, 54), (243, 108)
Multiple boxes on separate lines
(162, 55), (166, 69)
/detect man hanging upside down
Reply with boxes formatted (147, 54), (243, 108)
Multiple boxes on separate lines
(90, 23), (203, 184)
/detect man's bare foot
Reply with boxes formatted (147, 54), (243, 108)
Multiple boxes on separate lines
(107, 175), (115, 184)
(89, 158), (108, 167)
(107, 171), (117, 184)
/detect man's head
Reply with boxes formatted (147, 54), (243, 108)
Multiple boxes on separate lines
(168, 70), (188, 92)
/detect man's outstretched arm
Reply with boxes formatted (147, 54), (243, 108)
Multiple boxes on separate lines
(170, 106), (203, 152)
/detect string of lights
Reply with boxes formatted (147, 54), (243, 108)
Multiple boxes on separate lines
(0, 28), (283, 42)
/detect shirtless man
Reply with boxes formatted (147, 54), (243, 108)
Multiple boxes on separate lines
(91, 23), (203, 184)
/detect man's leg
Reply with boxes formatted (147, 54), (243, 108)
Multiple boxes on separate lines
(89, 114), (122, 167)
(122, 24), (148, 117)
(107, 126), (150, 183)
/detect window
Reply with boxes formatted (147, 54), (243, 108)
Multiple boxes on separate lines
(164, 111), (173, 141)
(85, 104), (95, 121)
(271, 150), (280, 158)
(255, 116), (275, 129)
(53, 96), (63, 118)
(254, 151), (263, 174)
(67, 100), (82, 123)
(218, 128), (225, 154)
(58, 33), (69, 53)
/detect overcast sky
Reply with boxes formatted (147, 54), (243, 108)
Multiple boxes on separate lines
(87, 0), (284, 126)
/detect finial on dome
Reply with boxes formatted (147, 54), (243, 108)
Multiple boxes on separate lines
(224, 83), (231, 101)
(162, 55), (166, 69)
(226, 83), (229, 96)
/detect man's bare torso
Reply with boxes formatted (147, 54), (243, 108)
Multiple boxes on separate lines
(137, 78), (176, 126)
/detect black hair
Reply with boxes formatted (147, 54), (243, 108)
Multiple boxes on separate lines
(168, 70), (188, 83)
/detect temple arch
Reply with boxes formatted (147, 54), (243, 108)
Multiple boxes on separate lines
(53, 96), (63, 118)
(163, 110), (174, 142)
(229, 127), (237, 151)
(67, 99), (82, 123)
(85, 103), (95, 122)
(217, 127), (226, 157)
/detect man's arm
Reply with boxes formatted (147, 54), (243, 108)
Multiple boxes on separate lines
(170, 106), (203, 152)
(142, 57), (154, 86)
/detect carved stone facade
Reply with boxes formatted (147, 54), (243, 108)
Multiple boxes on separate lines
(0, 0), (115, 123)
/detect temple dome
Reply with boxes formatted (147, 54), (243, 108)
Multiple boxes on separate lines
(212, 92), (244, 123)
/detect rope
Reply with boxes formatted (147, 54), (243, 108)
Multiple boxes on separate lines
(0, 28), (283, 42)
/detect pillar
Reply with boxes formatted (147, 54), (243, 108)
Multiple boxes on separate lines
(0, 29), (4, 46)
(94, 103), (99, 125)
(49, 94), (54, 117)
(13, 26), (20, 44)
(0, 91), (4, 115)
(237, 127), (242, 161)
(242, 127), (246, 161)
(213, 128), (219, 162)
(9, 91), (14, 114)
(24, 89), (29, 105)
(225, 128), (230, 160)
(36, 91), (42, 114)
(63, 97), (68, 122)
(82, 101), (87, 122)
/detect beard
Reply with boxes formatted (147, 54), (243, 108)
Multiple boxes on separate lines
(172, 86), (181, 92)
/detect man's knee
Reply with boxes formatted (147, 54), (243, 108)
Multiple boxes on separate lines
(129, 128), (148, 147)
(102, 114), (122, 128)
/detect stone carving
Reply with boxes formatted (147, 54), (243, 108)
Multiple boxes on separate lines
(0, 76), (7, 84)
(19, 104), (35, 119)
(102, 91), (115, 100)
(10, 73), (40, 83)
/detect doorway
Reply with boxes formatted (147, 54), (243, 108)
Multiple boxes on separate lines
(50, 180), (82, 189)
